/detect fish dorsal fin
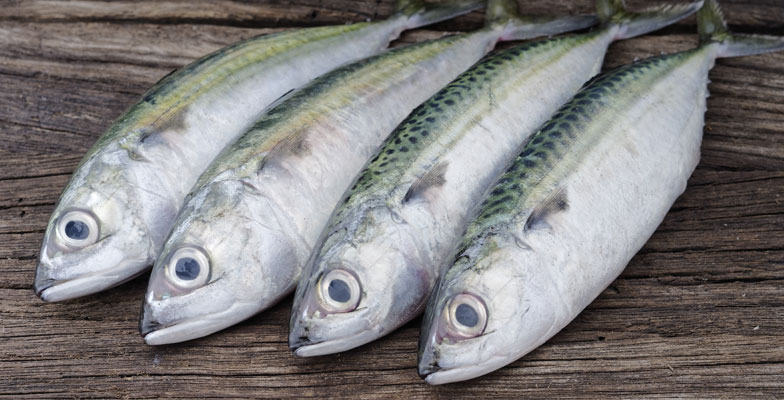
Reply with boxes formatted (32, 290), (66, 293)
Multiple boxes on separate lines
(524, 186), (569, 231)
(402, 161), (449, 203)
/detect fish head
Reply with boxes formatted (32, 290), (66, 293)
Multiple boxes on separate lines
(140, 178), (300, 345)
(289, 205), (433, 356)
(418, 241), (561, 385)
(35, 149), (167, 302)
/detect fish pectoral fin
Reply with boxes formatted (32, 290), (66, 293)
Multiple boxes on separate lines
(524, 186), (569, 231)
(151, 106), (189, 134)
(263, 87), (297, 114)
(402, 161), (449, 204)
(257, 133), (309, 173)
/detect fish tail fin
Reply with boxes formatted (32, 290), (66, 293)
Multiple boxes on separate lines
(697, 0), (784, 58)
(397, 0), (484, 30)
(486, 0), (598, 41)
(597, 0), (703, 40)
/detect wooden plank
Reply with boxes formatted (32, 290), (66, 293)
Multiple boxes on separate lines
(2, 0), (783, 31)
(1, 0), (783, 398)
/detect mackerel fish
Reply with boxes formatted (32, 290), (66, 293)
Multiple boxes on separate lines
(418, 0), (784, 385)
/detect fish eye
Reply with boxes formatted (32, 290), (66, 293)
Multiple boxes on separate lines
(55, 210), (99, 249)
(65, 221), (89, 240)
(328, 279), (351, 302)
(455, 303), (479, 327)
(175, 257), (200, 280)
(165, 246), (210, 289)
(318, 269), (361, 313)
(444, 293), (487, 339)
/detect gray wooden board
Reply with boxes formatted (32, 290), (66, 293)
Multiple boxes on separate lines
(0, 0), (782, 398)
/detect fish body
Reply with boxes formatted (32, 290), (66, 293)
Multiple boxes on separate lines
(289, 31), (613, 357)
(417, 0), (784, 385)
(34, 1), (480, 301)
(289, 0), (702, 357)
(140, 26), (508, 345)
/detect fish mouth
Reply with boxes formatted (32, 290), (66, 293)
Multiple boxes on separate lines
(34, 261), (145, 302)
(290, 328), (380, 357)
(419, 355), (509, 385)
(140, 300), (258, 345)
(417, 360), (441, 379)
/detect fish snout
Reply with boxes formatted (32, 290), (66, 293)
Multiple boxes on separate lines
(138, 300), (161, 338)
(287, 323), (313, 353)
(32, 267), (56, 300)
(417, 360), (442, 380)
(33, 247), (60, 300)
(417, 327), (442, 379)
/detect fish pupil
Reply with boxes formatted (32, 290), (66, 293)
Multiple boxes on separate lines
(175, 257), (200, 281)
(328, 279), (351, 303)
(64, 220), (89, 240)
(455, 304), (479, 328)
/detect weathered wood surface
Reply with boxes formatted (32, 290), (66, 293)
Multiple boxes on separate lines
(1, 0), (783, 398)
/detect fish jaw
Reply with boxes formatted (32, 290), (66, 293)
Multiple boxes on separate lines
(139, 275), (267, 345)
(35, 255), (150, 302)
(290, 325), (380, 357)
(420, 355), (512, 385)
(139, 261), (280, 346)
(140, 299), (259, 345)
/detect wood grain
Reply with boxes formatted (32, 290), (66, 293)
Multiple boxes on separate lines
(1, 0), (782, 398)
